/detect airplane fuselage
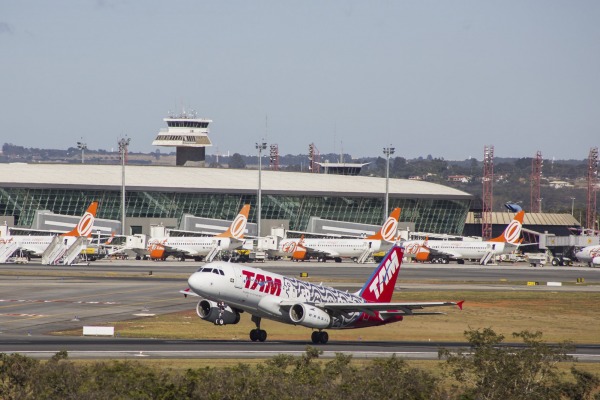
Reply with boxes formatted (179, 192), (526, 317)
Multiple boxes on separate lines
(403, 239), (513, 260)
(187, 261), (402, 330)
(575, 245), (600, 266)
(274, 238), (385, 259)
(148, 236), (237, 258)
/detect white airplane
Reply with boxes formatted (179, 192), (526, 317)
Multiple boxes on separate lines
(147, 204), (251, 261)
(272, 208), (402, 262)
(181, 245), (463, 344)
(0, 201), (98, 260)
(575, 245), (600, 267)
(402, 211), (525, 265)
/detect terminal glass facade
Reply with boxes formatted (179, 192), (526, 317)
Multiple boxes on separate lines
(0, 188), (470, 235)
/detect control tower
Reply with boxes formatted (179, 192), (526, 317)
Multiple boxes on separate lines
(152, 110), (213, 167)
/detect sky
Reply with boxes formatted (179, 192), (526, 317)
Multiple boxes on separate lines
(1, 1), (599, 161)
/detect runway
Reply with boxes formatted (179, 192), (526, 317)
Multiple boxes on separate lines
(1, 335), (600, 362)
(1, 258), (599, 360)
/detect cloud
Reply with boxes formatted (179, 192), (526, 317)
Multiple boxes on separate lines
(0, 22), (13, 35)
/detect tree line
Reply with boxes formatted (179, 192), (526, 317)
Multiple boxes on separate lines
(1, 328), (599, 400)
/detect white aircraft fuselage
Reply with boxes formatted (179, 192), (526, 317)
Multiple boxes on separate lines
(575, 245), (600, 267)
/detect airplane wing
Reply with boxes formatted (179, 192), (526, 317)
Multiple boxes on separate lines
(280, 299), (463, 317)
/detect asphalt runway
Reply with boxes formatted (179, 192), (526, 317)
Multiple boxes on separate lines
(1, 258), (599, 360)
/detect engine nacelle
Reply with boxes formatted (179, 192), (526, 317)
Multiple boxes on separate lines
(592, 256), (600, 267)
(289, 303), (331, 329)
(196, 299), (240, 325)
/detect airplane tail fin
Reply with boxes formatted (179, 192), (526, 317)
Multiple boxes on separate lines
(358, 245), (404, 303)
(62, 201), (98, 237)
(216, 204), (251, 240)
(489, 210), (525, 244)
(367, 208), (401, 242)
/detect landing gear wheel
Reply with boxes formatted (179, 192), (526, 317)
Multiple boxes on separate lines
(311, 331), (320, 343)
(311, 331), (329, 344)
(250, 315), (267, 342)
(258, 329), (267, 342)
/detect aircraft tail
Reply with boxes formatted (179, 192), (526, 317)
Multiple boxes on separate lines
(489, 210), (525, 244)
(358, 245), (404, 303)
(216, 204), (251, 240)
(62, 201), (98, 237)
(367, 208), (401, 242)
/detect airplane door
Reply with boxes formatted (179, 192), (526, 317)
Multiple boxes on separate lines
(232, 265), (244, 289)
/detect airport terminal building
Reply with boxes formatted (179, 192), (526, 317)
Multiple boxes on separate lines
(0, 163), (473, 236)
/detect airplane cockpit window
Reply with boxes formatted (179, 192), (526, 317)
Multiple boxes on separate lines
(195, 267), (224, 275)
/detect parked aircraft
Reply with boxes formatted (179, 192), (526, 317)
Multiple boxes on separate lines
(0, 201), (99, 262)
(575, 245), (600, 267)
(181, 245), (463, 343)
(402, 211), (525, 265)
(272, 208), (402, 263)
(147, 204), (250, 261)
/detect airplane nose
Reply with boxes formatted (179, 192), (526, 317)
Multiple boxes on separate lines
(188, 272), (204, 292)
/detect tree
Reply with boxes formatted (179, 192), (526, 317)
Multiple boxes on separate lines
(228, 153), (246, 169)
(439, 328), (574, 400)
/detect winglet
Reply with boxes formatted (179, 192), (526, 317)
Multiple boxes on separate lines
(489, 210), (525, 244)
(456, 300), (465, 310)
(62, 201), (98, 237)
(367, 208), (401, 242)
(216, 204), (250, 240)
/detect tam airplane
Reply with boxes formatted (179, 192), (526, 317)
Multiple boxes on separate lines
(147, 204), (250, 261)
(575, 245), (600, 267)
(0, 201), (98, 260)
(181, 245), (463, 343)
(402, 211), (525, 265)
(273, 208), (402, 262)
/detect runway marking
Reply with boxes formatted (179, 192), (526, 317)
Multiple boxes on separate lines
(0, 299), (120, 305)
(0, 313), (47, 317)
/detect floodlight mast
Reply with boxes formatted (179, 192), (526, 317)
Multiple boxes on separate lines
(256, 141), (267, 237)
(383, 145), (395, 221)
(118, 137), (131, 236)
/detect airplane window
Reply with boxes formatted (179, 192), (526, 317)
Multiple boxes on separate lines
(219, 270), (224, 275)
(203, 268), (213, 273)
(212, 269), (220, 275)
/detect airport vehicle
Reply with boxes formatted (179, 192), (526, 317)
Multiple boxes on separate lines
(0, 201), (99, 263)
(402, 211), (525, 265)
(575, 245), (600, 267)
(147, 205), (250, 261)
(271, 208), (401, 263)
(181, 245), (463, 344)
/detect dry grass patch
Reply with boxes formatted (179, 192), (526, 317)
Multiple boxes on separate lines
(54, 290), (600, 344)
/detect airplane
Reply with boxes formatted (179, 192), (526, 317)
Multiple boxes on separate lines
(147, 204), (251, 261)
(574, 245), (600, 267)
(0, 201), (99, 261)
(401, 210), (525, 265)
(271, 208), (402, 263)
(181, 245), (463, 344)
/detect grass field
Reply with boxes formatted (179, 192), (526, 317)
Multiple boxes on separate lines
(55, 290), (600, 344)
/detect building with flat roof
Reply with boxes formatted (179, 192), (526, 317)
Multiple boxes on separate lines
(0, 163), (473, 236)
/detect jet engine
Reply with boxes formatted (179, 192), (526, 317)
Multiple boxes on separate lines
(593, 256), (600, 267)
(289, 303), (331, 329)
(196, 299), (240, 325)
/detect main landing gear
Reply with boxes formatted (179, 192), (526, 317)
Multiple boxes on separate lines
(249, 315), (267, 342)
(311, 330), (329, 344)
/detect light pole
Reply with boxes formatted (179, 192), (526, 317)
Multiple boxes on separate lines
(77, 140), (87, 164)
(118, 137), (131, 236)
(383, 145), (395, 221)
(256, 141), (267, 237)
(571, 197), (575, 216)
